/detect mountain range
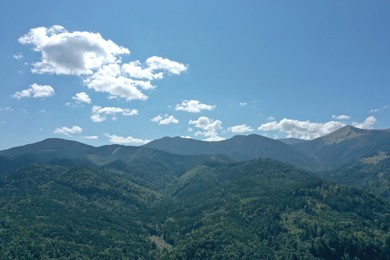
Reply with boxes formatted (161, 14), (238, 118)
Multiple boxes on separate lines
(1, 125), (390, 258)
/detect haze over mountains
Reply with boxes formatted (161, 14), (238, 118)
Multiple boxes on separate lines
(1, 125), (390, 258)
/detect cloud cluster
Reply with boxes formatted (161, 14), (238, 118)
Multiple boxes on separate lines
(151, 114), (179, 125)
(91, 105), (138, 123)
(105, 134), (150, 145)
(53, 125), (83, 136)
(19, 25), (188, 101)
(258, 118), (345, 140)
(12, 83), (55, 99)
(176, 100), (215, 113)
(258, 116), (378, 139)
(228, 124), (254, 134)
(189, 116), (224, 141)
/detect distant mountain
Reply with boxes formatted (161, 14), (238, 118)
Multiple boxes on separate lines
(0, 138), (94, 164)
(277, 137), (307, 145)
(143, 134), (321, 170)
(293, 126), (390, 169)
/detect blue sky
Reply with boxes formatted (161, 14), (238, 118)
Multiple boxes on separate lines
(1, 0), (389, 149)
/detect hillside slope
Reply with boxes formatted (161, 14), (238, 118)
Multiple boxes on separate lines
(144, 134), (321, 170)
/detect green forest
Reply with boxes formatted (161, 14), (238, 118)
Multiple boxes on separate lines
(1, 158), (390, 259)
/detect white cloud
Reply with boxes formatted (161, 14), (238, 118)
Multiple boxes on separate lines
(228, 124), (254, 134)
(105, 134), (150, 145)
(266, 116), (275, 121)
(122, 56), (187, 81)
(84, 63), (150, 101)
(352, 116), (377, 129)
(239, 102), (247, 106)
(370, 105), (389, 113)
(151, 114), (179, 125)
(13, 53), (23, 60)
(12, 83), (55, 99)
(19, 25), (129, 75)
(19, 26), (188, 101)
(0, 107), (14, 112)
(189, 116), (224, 141)
(91, 105), (138, 122)
(72, 92), (91, 104)
(145, 56), (188, 75)
(53, 125), (83, 136)
(332, 114), (351, 120)
(176, 100), (216, 113)
(82, 135), (98, 140)
(258, 118), (345, 140)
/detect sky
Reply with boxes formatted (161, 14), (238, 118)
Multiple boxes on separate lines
(0, 0), (389, 149)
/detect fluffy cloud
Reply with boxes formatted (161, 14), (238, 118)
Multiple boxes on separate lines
(91, 105), (138, 122)
(258, 118), (345, 140)
(19, 25), (188, 101)
(72, 92), (91, 104)
(176, 100), (216, 113)
(105, 134), (150, 145)
(53, 125), (83, 136)
(151, 114), (179, 125)
(189, 116), (224, 141)
(353, 116), (377, 129)
(228, 124), (254, 134)
(19, 25), (129, 75)
(12, 83), (55, 99)
(332, 114), (351, 120)
(84, 63), (149, 101)
(239, 102), (247, 106)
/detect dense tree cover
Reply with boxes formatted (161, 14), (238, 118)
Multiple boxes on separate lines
(320, 154), (390, 200)
(0, 158), (390, 258)
(156, 160), (390, 259)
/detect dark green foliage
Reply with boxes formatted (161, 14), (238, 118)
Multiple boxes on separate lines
(1, 139), (390, 258)
(0, 165), (159, 258)
(156, 159), (390, 259)
(319, 156), (390, 200)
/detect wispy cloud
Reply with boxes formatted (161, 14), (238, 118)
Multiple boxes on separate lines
(176, 100), (215, 113)
(12, 83), (55, 99)
(13, 53), (23, 60)
(370, 105), (389, 113)
(82, 135), (98, 140)
(332, 114), (351, 120)
(105, 134), (150, 145)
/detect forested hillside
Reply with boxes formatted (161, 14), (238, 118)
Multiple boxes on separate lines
(1, 155), (389, 258)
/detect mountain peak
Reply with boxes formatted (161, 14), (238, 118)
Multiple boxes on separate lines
(321, 125), (366, 145)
